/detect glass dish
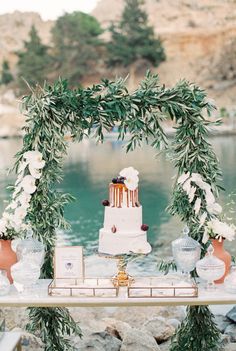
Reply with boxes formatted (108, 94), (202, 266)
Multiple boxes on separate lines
(11, 260), (41, 293)
(196, 245), (225, 290)
(0, 270), (10, 296)
(15, 230), (45, 266)
(224, 266), (236, 294)
(172, 226), (201, 279)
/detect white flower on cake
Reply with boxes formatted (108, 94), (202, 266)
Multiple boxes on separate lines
(119, 167), (139, 191)
(20, 175), (37, 194)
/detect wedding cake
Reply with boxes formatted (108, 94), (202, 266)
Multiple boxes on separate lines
(98, 167), (152, 255)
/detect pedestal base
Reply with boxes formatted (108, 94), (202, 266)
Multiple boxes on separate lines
(112, 271), (135, 287)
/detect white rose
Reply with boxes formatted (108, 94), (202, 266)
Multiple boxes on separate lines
(14, 206), (27, 219)
(29, 165), (42, 179)
(24, 150), (45, 169)
(119, 167), (139, 191)
(120, 167), (139, 178)
(190, 173), (203, 183)
(177, 172), (190, 184)
(20, 175), (37, 194)
(18, 192), (31, 206)
(18, 161), (28, 174)
(124, 175), (139, 191)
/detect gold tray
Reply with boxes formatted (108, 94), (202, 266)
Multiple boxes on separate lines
(48, 278), (118, 297)
(127, 276), (198, 298)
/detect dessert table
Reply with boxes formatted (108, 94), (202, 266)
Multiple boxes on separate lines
(0, 279), (235, 308)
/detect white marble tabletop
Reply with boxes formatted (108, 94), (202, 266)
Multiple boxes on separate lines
(0, 279), (235, 307)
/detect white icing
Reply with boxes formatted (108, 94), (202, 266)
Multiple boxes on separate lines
(103, 206), (142, 232)
(98, 228), (152, 255)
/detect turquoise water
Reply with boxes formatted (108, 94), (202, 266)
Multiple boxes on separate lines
(0, 137), (236, 274)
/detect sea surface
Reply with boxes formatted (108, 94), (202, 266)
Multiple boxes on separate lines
(0, 136), (236, 276)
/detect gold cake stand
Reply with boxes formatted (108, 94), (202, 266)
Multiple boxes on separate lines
(97, 251), (144, 287)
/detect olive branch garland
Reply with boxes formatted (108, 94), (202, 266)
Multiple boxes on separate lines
(4, 72), (222, 351)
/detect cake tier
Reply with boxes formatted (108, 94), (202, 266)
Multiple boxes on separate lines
(98, 228), (152, 255)
(104, 206), (142, 232)
(109, 183), (139, 208)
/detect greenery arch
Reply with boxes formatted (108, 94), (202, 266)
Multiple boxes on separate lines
(8, 72), (222, 350)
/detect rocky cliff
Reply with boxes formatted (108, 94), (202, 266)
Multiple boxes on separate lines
(0, 11), (53, 74)
(0, 1), (236, 136)
(93, 0), (236, 107)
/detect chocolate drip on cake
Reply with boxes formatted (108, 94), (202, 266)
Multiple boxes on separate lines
(109, 183), (139, 208)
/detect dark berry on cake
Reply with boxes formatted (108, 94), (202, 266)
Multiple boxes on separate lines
(111, 225), (117, 233)
(112, 178), (118, 184)
(117, 176), (125, 184)
(141, 224), (149, 231)
(102, 199), (110, 206)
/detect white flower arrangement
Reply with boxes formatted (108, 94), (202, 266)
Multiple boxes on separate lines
(119, 166), (139, 191)
(178, 172), (236, 243)
(0, 150), (45, 239)
(203, 218), (235, 244)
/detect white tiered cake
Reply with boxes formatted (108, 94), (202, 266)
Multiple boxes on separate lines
(98, 167), (152, 255)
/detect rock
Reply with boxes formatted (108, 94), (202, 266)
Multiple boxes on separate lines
(112, 306), (186, 327)
(223, 343), (236, 351)
(102, 318), (132, 339)
(159, 339), (171, 351)
(220, 333), (231, 347)
(226, 306), (236, 323)
(1, 307), (28, 330)
(120, 327), (160, 351)
(224, 324), (236, 342)
(143, 316), (175, 343)
(166, 318), (181, 330)
(214, 315), (232, 333)
(73, 331), (122, 351)
(11, 327), (43, 351)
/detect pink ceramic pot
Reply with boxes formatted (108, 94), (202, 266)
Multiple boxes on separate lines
(211, 239), (231, 284)
(0, 240), (17, 284)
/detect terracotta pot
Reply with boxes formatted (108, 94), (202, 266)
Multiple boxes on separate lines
(211, 239), (231, 284)
(0, 240), (17, 284)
